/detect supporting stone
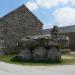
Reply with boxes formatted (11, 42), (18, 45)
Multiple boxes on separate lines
(47, 47), (61, 62)
(33, 47), (46, 61)
(19, 48), (31, 61)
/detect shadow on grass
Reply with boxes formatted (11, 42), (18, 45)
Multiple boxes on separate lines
(0, 55), (75, 65)
(10, 56), (62, 65)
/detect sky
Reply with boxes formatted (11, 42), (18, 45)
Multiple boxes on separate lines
(0, 0), (75, 29)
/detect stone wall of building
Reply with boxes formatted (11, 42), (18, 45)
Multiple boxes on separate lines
(0, 19), (6, 55)
(65, 32), (75, 50)
(42, 26), (75, 50)
(0, 5), (43, 54)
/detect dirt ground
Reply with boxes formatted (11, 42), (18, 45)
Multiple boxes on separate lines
(0, 62), (74, 75)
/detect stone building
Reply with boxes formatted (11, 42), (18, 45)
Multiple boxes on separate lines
(0, 4), (43, 54)
(60, 25), (75, 50)
(42, 25), (75, 50)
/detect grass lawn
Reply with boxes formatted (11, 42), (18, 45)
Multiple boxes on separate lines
(0, 53), (75, 66)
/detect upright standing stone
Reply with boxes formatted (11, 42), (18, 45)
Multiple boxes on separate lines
(19, 48), (31, 61)
(48, 47), (61, 62)
(33, 47), (46, 61)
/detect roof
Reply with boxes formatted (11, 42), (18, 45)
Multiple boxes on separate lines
(42, 25), (75, 34)
(59, 25), (75, 33)
(0, 4), (43, 25)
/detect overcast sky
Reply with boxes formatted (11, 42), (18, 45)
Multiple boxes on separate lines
(0, 0), (75, 29)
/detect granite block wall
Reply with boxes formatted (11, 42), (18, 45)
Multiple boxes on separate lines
(0, 5), (43, 54)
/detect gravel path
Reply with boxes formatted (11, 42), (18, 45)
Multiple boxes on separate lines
(0, 62), (75, 75)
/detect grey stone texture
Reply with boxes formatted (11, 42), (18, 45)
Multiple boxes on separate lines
(0, 4), (43, 54)
(33, 47), (47, 61)
(19, 48), (31, 61)
(47, 47), (61, 62)
(0, 20), (5, 55)
(17, 34), (64, 62)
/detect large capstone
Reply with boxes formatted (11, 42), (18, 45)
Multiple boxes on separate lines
(19, 48), (31, 61)
(47, 47), (61, 62)
(33, 47), (46, 61)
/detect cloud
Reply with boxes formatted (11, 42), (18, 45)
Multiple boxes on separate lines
(70, 0), (75, 5)
(36, 0), (58, 8)
(43, 23), (53, 29)
(25, 0), (75, 11)
(26, 1), (39, 11)
(25, 0), (75, 29)
(34, 0), (68, 8)
(37, 0), (75, 7)
(25, 0), (69, 10)
(53, 7), (75, 26)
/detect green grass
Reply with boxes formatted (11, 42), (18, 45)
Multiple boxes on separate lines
(61, 59), (75, 64)
(0, 54), (75, 66)
(0, 55), (60, 66)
